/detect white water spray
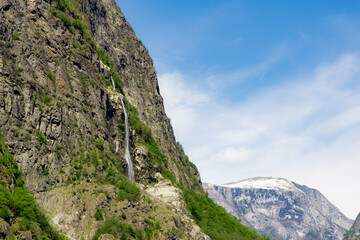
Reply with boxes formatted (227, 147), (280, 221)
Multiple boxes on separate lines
(111, 76), (135, 181)
(110, 76), (116, 90)
(121, 98), (135, 181)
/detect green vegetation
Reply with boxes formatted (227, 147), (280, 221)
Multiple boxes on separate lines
(116, 175), (140, 201)
(92, 218), (140, 240)
(24, 134), (32, 142)
(36, 131), (47, 145)
(50, 0), (95, 46)
(42, 95), (52, 105)
(47, 70), (56, 91)
(17, 66), (23, 74)
(343, 229), (357, 240)
(81, 74), (90, 99)
(50, 0), (124, 93)
(12, 34), (20, 41)
(64, 68), (74, 92)
(95, 138), (104, 151)
(306, 230), (320, 239)
(6, 42), (14, 49)
(92, 216), (162, 240)
(182, 187), (269, 240)
(122, 84), (267, 239)
(66, 135), (140, 202)
(0, 131), (66, 239)
(125, 100), (175, 183)
(97, 48), (124, 93)
(177, 142), (201, 189)
(122, 95), (267, 239)
(94, 208), (103, 221)
(55, 145), (64, 159)
(46, 1), (269, 239)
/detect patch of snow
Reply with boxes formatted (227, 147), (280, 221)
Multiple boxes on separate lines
(220, 177), (303, 193)
(297, 231), (306, 238)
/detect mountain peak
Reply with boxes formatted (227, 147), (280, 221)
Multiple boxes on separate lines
(221, 177), (302, 192)
(205, 178), (353, 240)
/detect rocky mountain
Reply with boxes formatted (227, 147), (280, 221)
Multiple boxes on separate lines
(344, 213), (360, 240)
(204, 177), (353, 240)
(0, 0), (268, 239)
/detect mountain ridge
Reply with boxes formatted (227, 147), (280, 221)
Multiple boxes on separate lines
(220, 176), (303, 193)
(204, 177), (353, 240)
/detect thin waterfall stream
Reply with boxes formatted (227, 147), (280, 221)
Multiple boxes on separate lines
(111, 77), (135, 181)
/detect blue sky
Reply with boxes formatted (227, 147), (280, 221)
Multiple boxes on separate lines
(116, 0), (360, 219)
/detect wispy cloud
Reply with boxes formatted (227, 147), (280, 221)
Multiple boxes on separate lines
(158, 52), (360, 219)
(205, 46), (289, 89)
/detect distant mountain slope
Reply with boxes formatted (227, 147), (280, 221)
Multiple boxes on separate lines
(204, 177), (353, 240)
(344, 213), (360, 240)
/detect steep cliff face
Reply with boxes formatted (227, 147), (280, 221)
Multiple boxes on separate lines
(0, 0), (268, 239)
(0, 0), (205, 238)
(0, 0), (199, 193)
(204, 177), (353, 240)
(344, 213), (360, 240)
(87, 0), (201, 189)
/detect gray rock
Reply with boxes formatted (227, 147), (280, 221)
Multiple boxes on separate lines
(204, 177), (353, 240)
(0, 218), (11, 238)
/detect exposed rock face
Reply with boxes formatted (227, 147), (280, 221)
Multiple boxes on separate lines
(88, 0), (201, 189)
(0, 0), (268, 239)
(0, 0), (204, 238)
(0, 0), (199, 193)
(204, 177), (353, 240)
(344, 213), (360, 240)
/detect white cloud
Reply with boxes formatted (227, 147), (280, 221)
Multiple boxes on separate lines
(216, 147), (250, 163)
(158, 52), (360, 219)
(158, 72), (211, 136)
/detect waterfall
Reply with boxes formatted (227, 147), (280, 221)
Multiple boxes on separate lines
(121, 98), (135, 181)
(110, 76), (116, 90)
(110, 76), (135, 181)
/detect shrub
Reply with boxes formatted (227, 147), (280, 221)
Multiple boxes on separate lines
(55, 145), (63, 159)
(42, 95), (52, 105)
(36, 132), (46, 145)
(117, 175), (140, 201)
(12, 34), (20, 40)
(95, 138), (104, 151)
(0, 206), (11, 222)
(94, 208), (103, 221)
(24, 134), (32, 142)
(81, 75), (89, 98)
(92, 218), (137, 240)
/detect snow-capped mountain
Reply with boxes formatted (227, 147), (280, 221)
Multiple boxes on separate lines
(204, 177), (353, 240)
